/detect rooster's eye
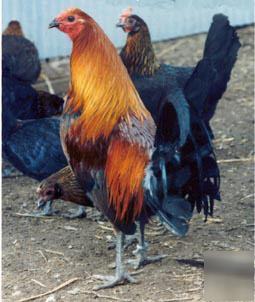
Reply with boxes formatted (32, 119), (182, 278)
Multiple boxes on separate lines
(67, 16), (75, 22)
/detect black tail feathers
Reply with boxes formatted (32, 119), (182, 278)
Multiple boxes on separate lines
(158, 195), (192, 236)
(146, 155), (192, 237)
(184, 13), (241, 134)
(202, 14), (241, 123)
(181, 115), (221, 220)
(148, 113), (221, 236)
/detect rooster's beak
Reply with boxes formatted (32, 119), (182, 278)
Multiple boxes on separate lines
(49, 19), (59, 29)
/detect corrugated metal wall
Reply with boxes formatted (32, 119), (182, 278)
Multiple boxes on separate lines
(3, 0), (254, 59)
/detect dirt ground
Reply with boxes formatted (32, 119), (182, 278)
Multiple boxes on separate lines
(2, 25), (254, 302)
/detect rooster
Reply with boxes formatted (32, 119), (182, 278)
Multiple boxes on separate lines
(50, 8), (194, 289)
(117, 8), (241, 139)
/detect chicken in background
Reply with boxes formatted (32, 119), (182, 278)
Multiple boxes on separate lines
(2, 76), (64, 123)
(2, 20), (86, 218)
(49, 7), (196, 289)
(117, 8), (240, 139)
(3, 115), (87, 219)
(37, 166), (142, 252)
(37, 166), (95, 219)
(3, 20), (40, 84)
(3, 117), (65, 181)
(2, 19), (65, 121)
(2, 76), (64, 180)
(3, 20), (24, 36)
(37, 166), (141, 248)
(116, 8), (240, 215)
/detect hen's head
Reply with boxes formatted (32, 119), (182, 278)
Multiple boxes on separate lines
(49, 8), (90, 40)
(3, 20), (24, 36)
(117, 8), (148, 34)
(36, 180), (62, 209)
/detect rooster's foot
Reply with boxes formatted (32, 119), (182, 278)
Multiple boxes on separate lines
(93, 272), (137, 290)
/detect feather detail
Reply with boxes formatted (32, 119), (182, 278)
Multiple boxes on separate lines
(105, 138), (149, 222)
(65, 14), (150, 142)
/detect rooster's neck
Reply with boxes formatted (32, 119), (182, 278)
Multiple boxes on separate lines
(120, 27), (159, 76)
(65, 24), (150, 142)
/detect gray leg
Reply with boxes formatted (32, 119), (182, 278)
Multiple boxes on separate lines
(93, 231), (137, 290)
(61, 206), (87, 219)
(127, 221), (168, 269)
(108, 233), (138, 251)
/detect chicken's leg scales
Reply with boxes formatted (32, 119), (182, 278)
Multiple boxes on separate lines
(94, 231), (137, 290)
(127, 221), (168, 269)
(108, 233), (138, 251)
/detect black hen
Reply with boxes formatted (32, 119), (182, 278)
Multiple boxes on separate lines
(3, 117), (67, 181)
(2, 22), (83, 218)
(118, 12), (240, 139)
(2, 21), (64, 139)
(2, 33), (40, 84)
(2, 76), (64, 125)
(116, 12), (240, 231)
(2, 115), (86, 218)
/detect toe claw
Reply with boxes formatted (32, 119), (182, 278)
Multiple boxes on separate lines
(93, 272), (137, 290)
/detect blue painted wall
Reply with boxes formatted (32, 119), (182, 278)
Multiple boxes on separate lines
(3, 0), (254, 58)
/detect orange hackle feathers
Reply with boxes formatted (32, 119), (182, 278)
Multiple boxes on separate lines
(105, 139), (149, 221)
(65, 9), (150, 142)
